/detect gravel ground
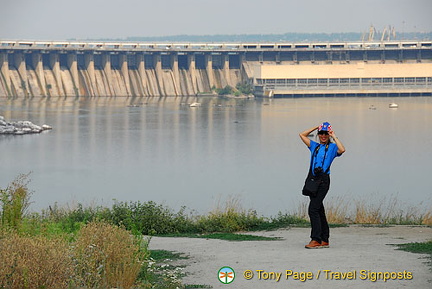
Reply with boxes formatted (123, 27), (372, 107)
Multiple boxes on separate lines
(149, 225), (432, 289)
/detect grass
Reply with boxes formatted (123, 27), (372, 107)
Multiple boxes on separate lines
(160, 232), (280, 241)
(144, 249), (203, 289)
(148, 251), (211, 288)
(198, 232), (280, 241)
(252, 211), (310, 230)
(195, 196), (266, 233)
(397, 240), (432, 255)
(396, 240), (432, 269)
(150, 250), (189, 262)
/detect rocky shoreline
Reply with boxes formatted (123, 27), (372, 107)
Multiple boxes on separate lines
(0, 116), (52, 135)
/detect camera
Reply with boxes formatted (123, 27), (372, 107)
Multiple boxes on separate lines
(314, 167), (323, 175)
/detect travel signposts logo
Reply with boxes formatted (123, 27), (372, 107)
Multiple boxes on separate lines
(218, 266), (235, 284)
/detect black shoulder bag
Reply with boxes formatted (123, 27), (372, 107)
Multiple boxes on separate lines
(302, 144), (329, 197)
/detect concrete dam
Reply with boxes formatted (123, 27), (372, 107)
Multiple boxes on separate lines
(0, 40), (431, 98)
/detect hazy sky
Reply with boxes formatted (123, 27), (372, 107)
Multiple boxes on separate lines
(1, 0), (431, 40)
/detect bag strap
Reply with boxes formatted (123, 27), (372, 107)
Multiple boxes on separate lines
(309, 145), (320, 171)
(310, 143), (330, 175)
(322, 144), (330, 174)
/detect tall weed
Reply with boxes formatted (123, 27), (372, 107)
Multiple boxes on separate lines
(354, 200), (383, 224)
(197, 196), (264, 232)
(308, 195), (432, 225)
(291, 195), (432, 226)
(73, 221), (149, 289)
(43, 202), (109, 233)
(422, 212), (432, 226)
(325, 196), (350, 224)
(108, 200), (193, 235)
(0, 232), (73, 289)
(0, 173), (32, 229)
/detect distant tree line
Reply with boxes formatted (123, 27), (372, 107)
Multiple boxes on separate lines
(77, 32), (432, 43)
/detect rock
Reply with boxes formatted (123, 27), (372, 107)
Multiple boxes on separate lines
(0, 125), (16, 134)
(0, 115), (52, 135)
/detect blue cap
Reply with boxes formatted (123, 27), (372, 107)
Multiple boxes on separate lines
(318, 122), (332, 132)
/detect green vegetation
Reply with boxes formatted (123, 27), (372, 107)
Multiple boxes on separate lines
(147, 250), (210, 288)
(197, 232), (278, 241)
(1, 174), (432, 288)
(235, 82), (254, 95)
(397, 240), (432, 255)
(213, 83), (254, 97)
(1, 173), (32, 229)
(145, 250), (188, 288)
(0, 175), (158, 289)
(214, 85), (234, 96)
(150, 250), (188, 262)
(396, 240), (432, 268)
(0, 174), (299, 288)
(160, 232), (280, 241)
(252, 212), (309, 231)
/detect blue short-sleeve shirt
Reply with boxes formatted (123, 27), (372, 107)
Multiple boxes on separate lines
(309, 140), (341, 175)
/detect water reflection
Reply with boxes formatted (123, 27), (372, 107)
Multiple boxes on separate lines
(0, 96), (431, 216)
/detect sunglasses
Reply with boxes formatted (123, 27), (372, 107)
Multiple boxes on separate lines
(318, 131), (329, 135)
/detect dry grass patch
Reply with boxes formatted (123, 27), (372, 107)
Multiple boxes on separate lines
(295, 195), (432, 226)
(325, 196), (350, 224)
(73, 221), (149, 289)
(0, 232), (72, 289)
(354, 200), (383, 224)
(422, 212), (432, 226)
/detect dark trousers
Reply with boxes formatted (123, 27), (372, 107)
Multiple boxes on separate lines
(308, 175), (330, 243)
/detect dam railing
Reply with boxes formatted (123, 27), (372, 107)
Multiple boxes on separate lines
(1, 40), (431, 51)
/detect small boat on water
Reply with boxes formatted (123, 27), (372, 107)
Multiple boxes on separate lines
(389, 103), (399, 109)
(189, 102), (201, 107)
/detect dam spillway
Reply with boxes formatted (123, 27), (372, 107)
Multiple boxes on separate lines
(0, 40), (431, 98)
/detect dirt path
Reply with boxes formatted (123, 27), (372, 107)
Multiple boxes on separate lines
(149, 225), (432, 289)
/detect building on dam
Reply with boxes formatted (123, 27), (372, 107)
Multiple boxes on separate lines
(0, 40), (431, 97)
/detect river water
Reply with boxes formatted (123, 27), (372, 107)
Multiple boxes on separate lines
(1, 96), (431, 216)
